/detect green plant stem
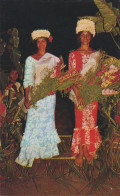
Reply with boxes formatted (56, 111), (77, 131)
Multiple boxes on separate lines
(112, 25), (120, 36)
(102, 109), (116, 126)
(110, 32), (120, 50)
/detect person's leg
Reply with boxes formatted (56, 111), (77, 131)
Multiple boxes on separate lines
(75, 144), (83, 167)
(83, 144), (93, 164)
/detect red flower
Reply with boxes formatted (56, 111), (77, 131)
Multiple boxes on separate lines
(115, 115), (120, 124)
(96, 71), (102, 76)
(96, 65), (107, 76)
(88, 77), (95, 84)
(110, 71), (120, 83)
(49, 36), (53, 43)
(56, 62), (62, 77)
(56, 69), (62, 77)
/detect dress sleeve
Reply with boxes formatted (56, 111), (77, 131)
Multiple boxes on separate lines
(52, 56), (60, 69)
(68, 52), (76, 71)
(53, 56), (60, 67)
(23, 57), (35, 88)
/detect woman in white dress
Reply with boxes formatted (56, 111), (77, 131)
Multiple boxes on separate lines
(15, 29), (61, 167)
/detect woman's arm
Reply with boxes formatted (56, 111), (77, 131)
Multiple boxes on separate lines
(24, 86), (31, 109)
(72, 85), (83, 106)
(23, 57), (34, 108)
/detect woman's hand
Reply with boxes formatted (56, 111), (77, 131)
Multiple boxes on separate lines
(24, 99), (31, 109)
(50, 70), (56, 78)
(72, 85), (83, 105)
(24, 86), (31, 109)
(77, 96), (83, 106)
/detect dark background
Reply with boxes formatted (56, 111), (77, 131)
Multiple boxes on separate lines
(0, 0), (120, 134)
(0, 0), (120, 65)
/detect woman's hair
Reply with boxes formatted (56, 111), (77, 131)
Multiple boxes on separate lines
(9, 66), (18, 73)
(76, 31), (93, 47)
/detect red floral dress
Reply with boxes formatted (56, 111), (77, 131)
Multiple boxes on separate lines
(68, 50), (102, 158)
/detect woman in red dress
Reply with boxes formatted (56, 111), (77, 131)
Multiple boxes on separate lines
(68, 19), (102, 167)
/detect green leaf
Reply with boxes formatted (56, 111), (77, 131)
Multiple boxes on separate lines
(94, 0), (117, 32)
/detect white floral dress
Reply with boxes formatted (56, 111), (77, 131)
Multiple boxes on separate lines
(15, 53), (61, 167)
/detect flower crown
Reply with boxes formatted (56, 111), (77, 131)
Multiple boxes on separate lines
(76, 19), (96, 37)
(31, 29), (53, 42)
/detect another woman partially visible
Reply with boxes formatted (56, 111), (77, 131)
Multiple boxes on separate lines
(15, 29), (60, 167)
(68, 19), (102, 167)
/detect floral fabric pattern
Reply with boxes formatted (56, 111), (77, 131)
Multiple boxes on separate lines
(69, 50), (102, 158)
(68, 52), (77, 71)
(23, 56), (36, 88)
(71, 101), (101, 157)
(16, 53), (60, 167)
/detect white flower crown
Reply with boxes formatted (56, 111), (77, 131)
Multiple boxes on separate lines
(31, 29), (51, 40)
(76, 19), (96, 37)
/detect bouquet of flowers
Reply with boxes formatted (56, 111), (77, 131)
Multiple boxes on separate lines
(73, 51), (120, 108)
(30, 57), (80, 107)
(100, 64), (120, 95)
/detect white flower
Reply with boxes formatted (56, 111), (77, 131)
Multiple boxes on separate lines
(109, 64), (118, 73)
(102, 88), (117, 95)
(76, 19), (96, 37)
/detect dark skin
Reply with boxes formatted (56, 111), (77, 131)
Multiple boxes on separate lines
(9, 70), (18, 83)
(73, 31), (95, 107)
(24, 38), (47, 109)
(74, 31), (95, 167)
(77, 31), (94, 53)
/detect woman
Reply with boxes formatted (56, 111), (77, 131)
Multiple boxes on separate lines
(15, 29), (61, 167)
(68, 19), (102, 167)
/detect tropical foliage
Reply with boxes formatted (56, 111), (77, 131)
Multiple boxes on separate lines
(30, 59), (80, 107)
(76, 50), (120, 107)
(0, 0), (120, 194)
(78, 0), (120, 49)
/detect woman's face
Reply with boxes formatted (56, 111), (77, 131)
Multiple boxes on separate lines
(9, 70), (18, 83)
(36, 37), (47, 51)
(79, 31), (92, 45)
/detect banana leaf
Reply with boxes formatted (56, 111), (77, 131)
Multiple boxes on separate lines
(94, 0), (117, 32)
(79, 1), (119, 35)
